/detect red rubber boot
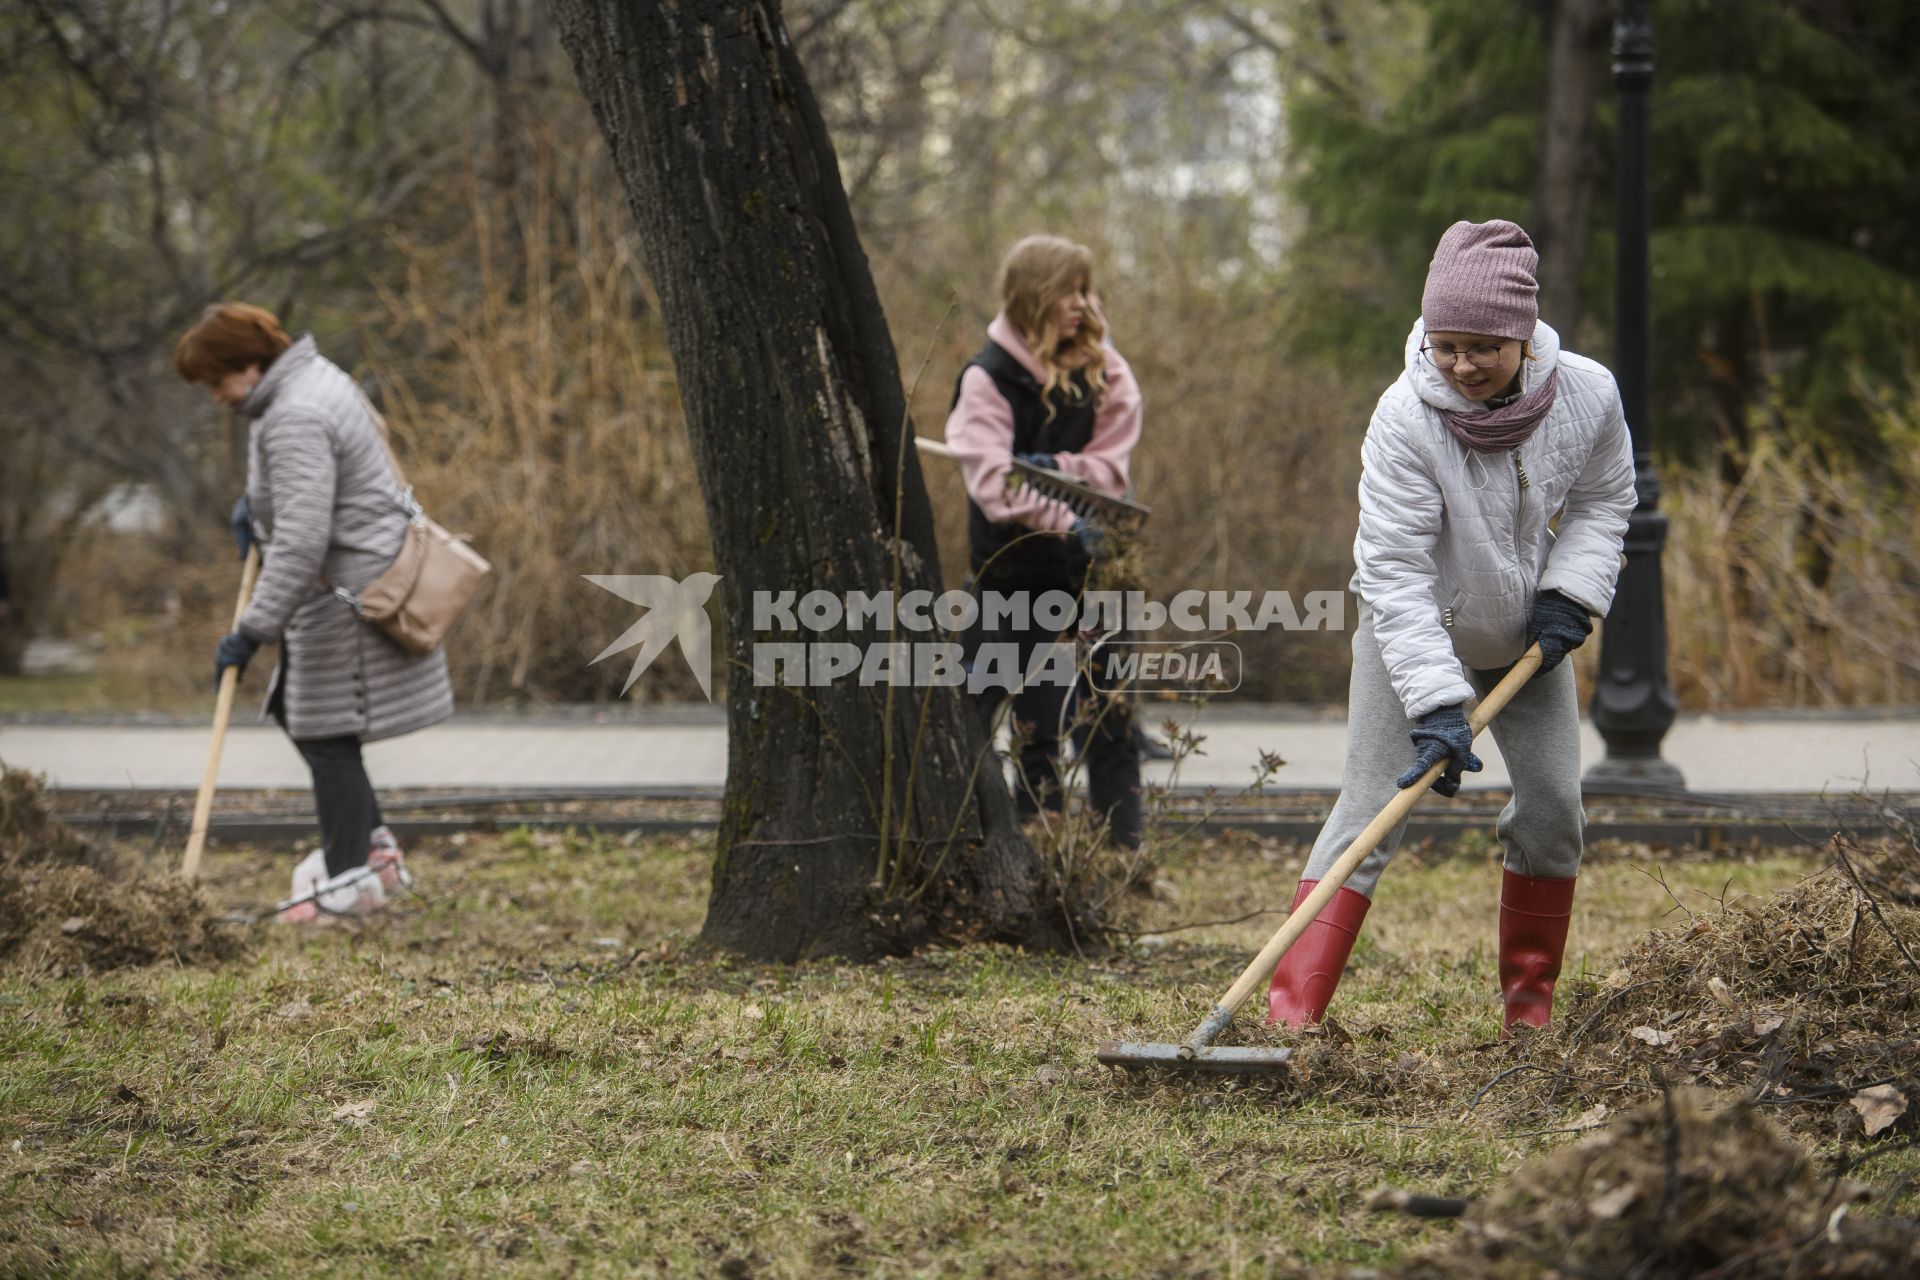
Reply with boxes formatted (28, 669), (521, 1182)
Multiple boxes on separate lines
(1499, 869), (1577, 1030)
(1266, 879), (1372, 1027)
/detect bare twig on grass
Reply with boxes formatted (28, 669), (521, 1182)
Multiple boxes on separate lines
(1114, 904), (1287, 938)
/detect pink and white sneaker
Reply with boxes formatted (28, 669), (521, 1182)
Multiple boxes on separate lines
(276, 847), (391, 922)
(314, 864), (387, 916)
(368, 825), (413, 894)
(276, 848), (329, 924)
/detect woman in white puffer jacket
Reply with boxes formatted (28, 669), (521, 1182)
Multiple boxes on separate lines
(1269, 220), (1636, 1033)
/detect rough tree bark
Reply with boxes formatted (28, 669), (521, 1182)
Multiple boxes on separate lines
(550, 0), (1070, 960)
(1532, 0), (1610, 339)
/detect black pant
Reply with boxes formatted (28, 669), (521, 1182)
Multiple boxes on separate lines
(270, 679), (381, 877)
(293, 736), (384, 877)
(974, 625), (1143, 850)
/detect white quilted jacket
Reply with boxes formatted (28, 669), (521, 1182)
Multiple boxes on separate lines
(1351, 318), (1637, 719)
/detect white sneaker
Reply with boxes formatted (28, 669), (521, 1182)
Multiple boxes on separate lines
(368, 825), (413, 893)
(315, 864), (388, 916)
(276, 848), (329, 924)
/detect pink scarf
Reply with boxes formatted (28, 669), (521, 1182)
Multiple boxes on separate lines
(1441, 366), (1559, 452)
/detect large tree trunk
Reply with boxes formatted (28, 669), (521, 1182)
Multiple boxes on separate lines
(550, 0), (1069, 960)
(1532, 0), (1610, 339)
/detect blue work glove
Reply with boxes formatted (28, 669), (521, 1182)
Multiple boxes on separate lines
(1526, 589), (1592, 673)
(1069, 518), (1104, 561)
(1396, 704), (1483, 797)
(230, 496), (254, 559)
(214, 630), (260, 689)
(1014, 451), (1058, 470)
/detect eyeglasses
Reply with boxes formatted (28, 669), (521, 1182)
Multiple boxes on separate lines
(1421, 341), (1511, 370)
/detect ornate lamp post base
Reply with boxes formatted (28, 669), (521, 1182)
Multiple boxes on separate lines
(1584, 750), (1685, 791)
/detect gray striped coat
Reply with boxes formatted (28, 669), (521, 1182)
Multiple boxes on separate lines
(237, 335), (454, 742)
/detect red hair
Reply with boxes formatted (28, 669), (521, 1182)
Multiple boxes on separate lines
(173, 303), (291, 383)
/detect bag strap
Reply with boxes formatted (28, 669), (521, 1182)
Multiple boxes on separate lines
(333, 386), (425, 614)
(355, 386), (423, 518)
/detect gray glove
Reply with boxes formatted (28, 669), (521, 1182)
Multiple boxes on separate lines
(1396, 704), (1483, 797)
(214, 630), (260, 689)
(1526, 589), (1592, 673)
(230, 496), (254, 559)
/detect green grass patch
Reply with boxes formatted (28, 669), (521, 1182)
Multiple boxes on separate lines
(0, 831), (1910, 1277)
(0, 670), (204, 716)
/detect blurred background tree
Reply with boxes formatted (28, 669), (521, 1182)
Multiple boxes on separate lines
(1, 0), (1915, 708)
(1282, 0), (1920, 458)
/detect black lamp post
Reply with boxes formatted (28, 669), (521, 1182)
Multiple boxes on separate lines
(1586, 0), (1683, 790)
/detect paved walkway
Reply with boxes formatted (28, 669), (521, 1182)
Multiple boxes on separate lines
(5, 708), (1918, 796)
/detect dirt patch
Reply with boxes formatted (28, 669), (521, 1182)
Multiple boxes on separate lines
(1387, 1089), (1919, 1279)
(0, 768), (245, 974)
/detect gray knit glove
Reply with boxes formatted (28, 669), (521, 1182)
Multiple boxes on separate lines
(1526, 589), (1593, 673)
(1396, 704), (1483, 797)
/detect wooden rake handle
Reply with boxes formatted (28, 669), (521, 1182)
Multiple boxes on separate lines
(1193, 643), (1546, 1041)
(180, 545), (262, 880)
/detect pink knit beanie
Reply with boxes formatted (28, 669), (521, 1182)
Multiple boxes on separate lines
(1420, 220), (1539, 341)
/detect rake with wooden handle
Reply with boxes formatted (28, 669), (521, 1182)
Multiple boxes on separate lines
(1096, 643), (1546, 1074)
(180, 544), (261, 880)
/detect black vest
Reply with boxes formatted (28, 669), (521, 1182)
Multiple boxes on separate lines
(951, 341), (1097, 590)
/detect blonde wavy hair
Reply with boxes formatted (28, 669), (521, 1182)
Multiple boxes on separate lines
(998, 235), (1109, 416)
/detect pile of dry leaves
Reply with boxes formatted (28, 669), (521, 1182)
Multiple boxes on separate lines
(1499, 866), (1920, 1144)
(0, 768), (244, 973)
(1383, 1089), (1919, 1279)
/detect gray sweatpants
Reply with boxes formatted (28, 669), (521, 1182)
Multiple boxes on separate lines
(1303, 608), (1584, 897)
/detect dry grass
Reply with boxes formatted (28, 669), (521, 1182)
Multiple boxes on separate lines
(357, 127), (713, 704)
(1664, 423), (1920, 708)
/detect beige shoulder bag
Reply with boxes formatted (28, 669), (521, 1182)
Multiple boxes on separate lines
(333, 398), (491, 655)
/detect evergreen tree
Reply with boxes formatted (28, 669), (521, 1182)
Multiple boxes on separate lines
(1280, 0), (1920, 461)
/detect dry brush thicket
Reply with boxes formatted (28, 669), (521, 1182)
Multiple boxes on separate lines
(35, 204), (1920, 711)
(11, 11), (1918, 711)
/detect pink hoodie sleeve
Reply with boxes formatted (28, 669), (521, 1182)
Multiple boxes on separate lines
(1050, 347), (1140, 496)
(943, 366), (1076, 533)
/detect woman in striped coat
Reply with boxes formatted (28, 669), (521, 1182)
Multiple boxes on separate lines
(176, 303), (453, 920)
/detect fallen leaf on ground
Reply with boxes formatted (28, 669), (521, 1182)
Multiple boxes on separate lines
(331, 1100), (377, 1127)
(1850, 1084), (1908, 1137)
(1588, 1183), (1639, 1219)
(1628, 1026), (1673, 1047)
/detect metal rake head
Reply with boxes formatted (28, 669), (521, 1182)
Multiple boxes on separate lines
(1008, 457), (1150, 533)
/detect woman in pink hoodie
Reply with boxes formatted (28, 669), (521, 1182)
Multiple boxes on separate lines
(942, 235), (1144, 848)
